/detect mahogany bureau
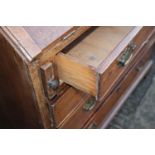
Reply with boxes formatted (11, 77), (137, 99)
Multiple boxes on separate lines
(0, 26), (154, 128)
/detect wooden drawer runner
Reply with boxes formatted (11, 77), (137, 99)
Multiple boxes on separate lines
(84, 45), (153, 129)
(55, 27), (154, 100)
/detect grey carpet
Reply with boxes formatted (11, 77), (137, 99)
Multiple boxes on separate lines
(107, 54), (155, 129)
(129, 76), (155, 128)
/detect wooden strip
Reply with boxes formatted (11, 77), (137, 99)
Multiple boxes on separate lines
(27, 62), (51, 128)
(40, 62), (57, 99)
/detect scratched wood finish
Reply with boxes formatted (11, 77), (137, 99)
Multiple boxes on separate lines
(55, 27), (154, 99)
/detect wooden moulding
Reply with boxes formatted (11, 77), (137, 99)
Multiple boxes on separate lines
(0, 26), (41, 61)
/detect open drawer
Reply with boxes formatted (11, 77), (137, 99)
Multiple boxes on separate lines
(54, 26), (154, 100)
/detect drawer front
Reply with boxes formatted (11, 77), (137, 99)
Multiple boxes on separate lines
(84, 46), (153, 129)
(58, 96), (101, 129)
(55, 27), (154, 100)
(52, 87), (89, 128)
(98, 27), (154, 100)
(54, 30), (154, 129)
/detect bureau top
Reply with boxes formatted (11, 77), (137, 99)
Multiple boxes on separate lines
(23, 26), (72, 49)
(0, 26), (88, 61)
(1, 26), (150, 64)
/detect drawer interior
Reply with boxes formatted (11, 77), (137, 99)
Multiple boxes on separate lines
(54, 26), (143, 98)
(61, 26), (133, 68)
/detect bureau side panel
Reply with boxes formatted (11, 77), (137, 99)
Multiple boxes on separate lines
(0, 33), (43, 128)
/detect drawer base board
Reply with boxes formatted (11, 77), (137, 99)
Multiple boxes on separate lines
(100, 60), (153, 129)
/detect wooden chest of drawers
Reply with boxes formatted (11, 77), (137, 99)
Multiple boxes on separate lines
(0, 26), (154, 128)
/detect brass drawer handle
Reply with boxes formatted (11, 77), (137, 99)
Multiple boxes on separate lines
(83, 97), (96, 111)
(118, 42), (137, 67)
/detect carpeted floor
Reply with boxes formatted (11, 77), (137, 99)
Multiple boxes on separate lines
(107, 53), (155, 129)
